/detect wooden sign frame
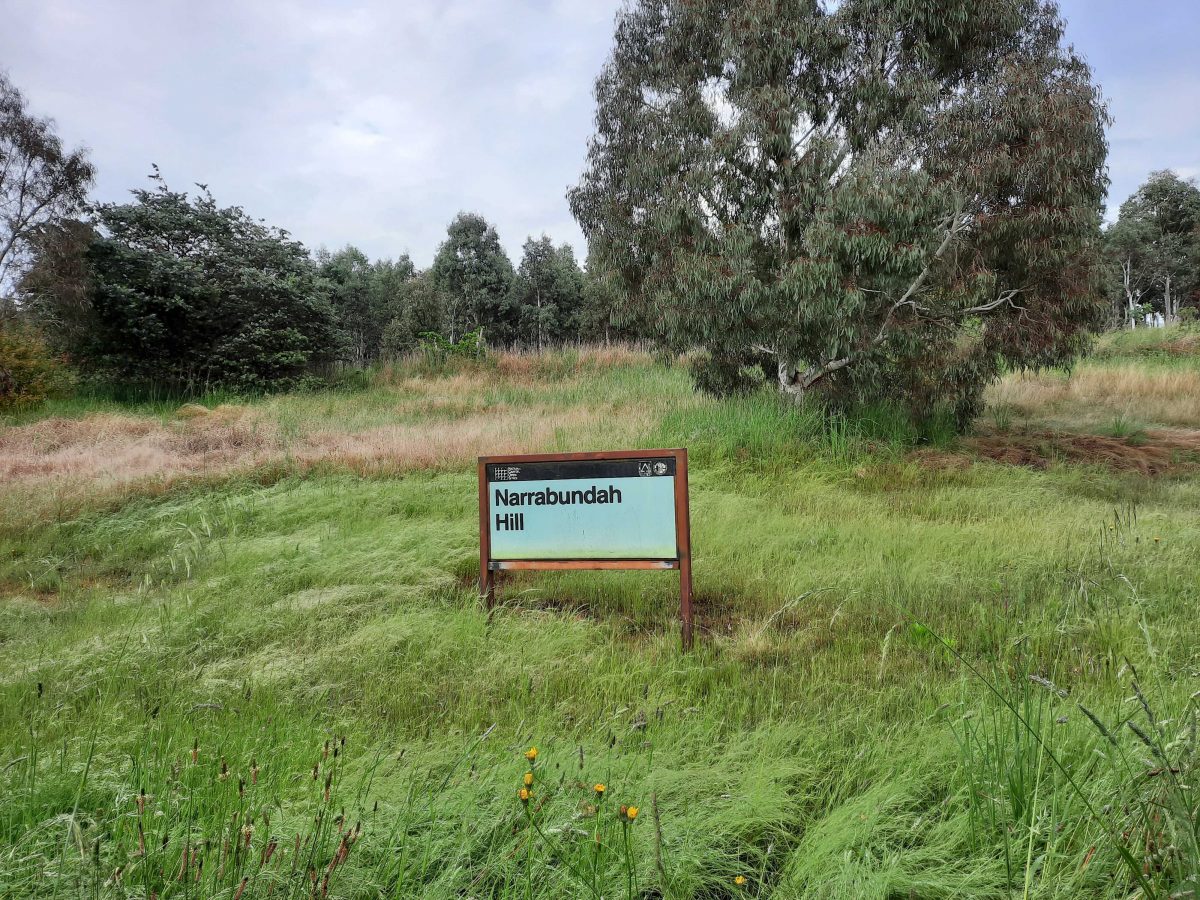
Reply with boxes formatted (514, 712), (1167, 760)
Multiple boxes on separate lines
(478, 448), (694, 649)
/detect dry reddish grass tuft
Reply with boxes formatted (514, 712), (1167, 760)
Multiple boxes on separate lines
(491, 344), (651, 378)
(953, 428), (1200, 475)
(291, 405), (651, 475)
(0, 347), (674, 530)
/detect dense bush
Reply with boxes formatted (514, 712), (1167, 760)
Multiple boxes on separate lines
(0, 321), (69, 411)
(50, 174), (344, 393)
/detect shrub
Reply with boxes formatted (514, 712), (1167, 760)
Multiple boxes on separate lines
(0, 321), (70, 412)
(50, 173), (345, 394)
(418, 328), (486, 362)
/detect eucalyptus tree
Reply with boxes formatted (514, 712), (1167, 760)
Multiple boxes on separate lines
(317, 245), (377, 366)
(571, 0), (1109, 423)
(0, 72), (95, 300)
(511, 236), (585, 349)
(431, 213), (516, 344)
(1106, 171), (1200, 325)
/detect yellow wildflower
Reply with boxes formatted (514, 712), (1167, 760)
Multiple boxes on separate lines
(625, 805), (639, 821)
(523, 772), (534, 787)
(519, 787), (531, 804)
(594, 783), (606, 796)
(525, 747), (538, 762)
(735, 875), (746, 886)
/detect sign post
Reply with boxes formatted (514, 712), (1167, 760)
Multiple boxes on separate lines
(478, 449), (693, 649)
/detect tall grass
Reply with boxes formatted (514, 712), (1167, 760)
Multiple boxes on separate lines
(2, 343), (1199, 896)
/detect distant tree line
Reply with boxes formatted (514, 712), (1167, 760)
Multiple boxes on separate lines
(1, 74), (634, 403)
(2, 38), (1198, 415)
(320, 212), (619, 368)
(14, 174), (630, 396)
(1103, 170), (1200, 328)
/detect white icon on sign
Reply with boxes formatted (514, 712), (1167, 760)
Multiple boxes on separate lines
(495, 466), (520, 481)
(653, 461), (668, 475)
(638, 462), (652, 476)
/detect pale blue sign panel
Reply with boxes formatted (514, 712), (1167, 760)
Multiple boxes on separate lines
(488, 474), (677, 559)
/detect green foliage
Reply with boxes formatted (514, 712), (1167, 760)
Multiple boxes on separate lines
(317, 246), (426, 365)
(571, 0), (1110, 428)
(431, 212), (516, 344)
(1105, 170), (1200, 325)
(17, 218), (97, 351)
(75, 172), (345, 393)
(417, 327), (486, 363)
(0, 72), (95, 294)
(317, 245), (389, 366)
(379, 272), (451, 358)
(0, 320), (69, 411)
(510, 236), (586, 349)
(576, 247), (649, 344)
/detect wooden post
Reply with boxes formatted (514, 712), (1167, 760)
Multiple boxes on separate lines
(675, 449), (693, 650)
(477, 459), (495, 609)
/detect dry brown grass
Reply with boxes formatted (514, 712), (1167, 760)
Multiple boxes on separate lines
(291, 404), (652, 474)
(960, 429), (1200, 475)
(0, 403), (650, 486)
(0, 411), (276, 482)
(985, 363), (1200, 430)
(0, 347), (683, 532)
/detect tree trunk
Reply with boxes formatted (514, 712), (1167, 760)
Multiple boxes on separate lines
(1122, 258), (1138, 329)
(536, 287), (543, 352)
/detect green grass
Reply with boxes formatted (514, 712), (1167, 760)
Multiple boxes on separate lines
(1092, 325), (1200, 368)
(1, 349), (1198, 898)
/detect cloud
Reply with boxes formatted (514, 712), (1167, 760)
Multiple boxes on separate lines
(1, 0), (623, 267)
(2, 0), (1197, 255)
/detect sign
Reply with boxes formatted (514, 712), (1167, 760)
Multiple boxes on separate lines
(478, 449), (694, 648)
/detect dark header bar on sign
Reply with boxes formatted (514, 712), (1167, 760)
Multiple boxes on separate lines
(487, 458), (676, 483)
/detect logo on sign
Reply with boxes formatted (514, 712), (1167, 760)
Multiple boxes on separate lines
(638, 462), (652, 476)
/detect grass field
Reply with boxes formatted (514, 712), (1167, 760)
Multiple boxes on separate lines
(1, 333), (1198, 898)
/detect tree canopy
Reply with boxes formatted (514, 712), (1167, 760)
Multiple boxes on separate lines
(571, 0), (1110, 424)
(66, 173), (343, 391)
(0, 71), (95, 302)
(1105, 170), (1200, 325)
(510, 236), (586, 349)
(431, 212), (516, 344)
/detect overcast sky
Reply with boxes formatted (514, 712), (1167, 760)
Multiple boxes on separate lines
(3, 0), (1197, 267)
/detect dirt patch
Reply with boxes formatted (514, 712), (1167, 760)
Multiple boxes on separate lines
(918, 428), (1200, 475)
(0, 579), (59, 606)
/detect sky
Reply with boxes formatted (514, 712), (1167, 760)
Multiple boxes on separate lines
(2, 0), (1197, 268)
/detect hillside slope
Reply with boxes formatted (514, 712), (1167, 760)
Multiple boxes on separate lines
(2, 342), (1198, 898)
